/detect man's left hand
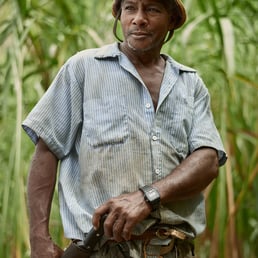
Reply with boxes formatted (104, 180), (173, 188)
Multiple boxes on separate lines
(92, 190), (151, 242)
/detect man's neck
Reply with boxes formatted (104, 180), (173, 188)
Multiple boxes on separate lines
(119, 42), (163, 67)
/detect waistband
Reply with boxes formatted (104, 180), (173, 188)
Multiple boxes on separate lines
(72, 225), (194, 257)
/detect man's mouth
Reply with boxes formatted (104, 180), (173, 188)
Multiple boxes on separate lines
(130, 31), (150, 39)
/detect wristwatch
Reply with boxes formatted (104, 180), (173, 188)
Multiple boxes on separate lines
(139, 185), (160, 211)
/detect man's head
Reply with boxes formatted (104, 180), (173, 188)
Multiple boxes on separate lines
(112, 0), (186, 43)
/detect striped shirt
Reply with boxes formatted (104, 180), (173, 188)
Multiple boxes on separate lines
(22, 43), (226, 240)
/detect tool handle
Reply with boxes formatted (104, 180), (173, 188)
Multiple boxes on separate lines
(83, 214), (107, 252)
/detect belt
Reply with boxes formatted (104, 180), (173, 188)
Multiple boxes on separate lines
(130, 227), (187, 257)
(72, 227), (189, 257)
(73, 226), (187, 243)
(109, 227), (188, 257)
(130, 226), (187, 241)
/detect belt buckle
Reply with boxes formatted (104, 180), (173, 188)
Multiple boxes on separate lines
(168, 229), (187, 240)
(156, 227), (187, 240)
(155, 229), (169, 240)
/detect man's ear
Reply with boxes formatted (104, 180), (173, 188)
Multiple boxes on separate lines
(168, 17), (176, 30)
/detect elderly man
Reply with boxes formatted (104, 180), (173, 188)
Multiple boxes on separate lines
(23, 0), (226, 257)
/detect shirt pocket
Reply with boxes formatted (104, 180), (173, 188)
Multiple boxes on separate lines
(164, 96), (194, 155)
(83, 96), (129, 147)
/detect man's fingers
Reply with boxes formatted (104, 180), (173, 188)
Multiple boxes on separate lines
(112, 217), (126, 241)
(92, 213), (101, 230)
(92, 206), (109, 229)
(103, 212), (119, 238)
(122, 216), (136, 241)
(92, 191), (151, 241)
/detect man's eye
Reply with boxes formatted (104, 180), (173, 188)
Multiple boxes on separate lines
(124, 5), (135, 11)
(146, 7), (161, 13)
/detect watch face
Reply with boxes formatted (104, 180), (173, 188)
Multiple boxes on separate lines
(147, 188), (160, 201)
(140, 185), (160, 210)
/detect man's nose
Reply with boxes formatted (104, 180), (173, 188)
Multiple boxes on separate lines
(132, 9), (148, 26)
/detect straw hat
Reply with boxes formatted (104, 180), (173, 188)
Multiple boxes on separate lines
(112, 0), (187, 30)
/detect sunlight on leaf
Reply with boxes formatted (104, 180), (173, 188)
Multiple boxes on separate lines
(220, 17), (235, 76)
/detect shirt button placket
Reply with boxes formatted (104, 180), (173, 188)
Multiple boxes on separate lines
(151, 132), (162, 180)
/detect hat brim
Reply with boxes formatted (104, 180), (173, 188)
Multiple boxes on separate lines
(173, 0), (187, 30)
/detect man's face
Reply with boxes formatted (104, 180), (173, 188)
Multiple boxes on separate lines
(120, 0), (174, 52)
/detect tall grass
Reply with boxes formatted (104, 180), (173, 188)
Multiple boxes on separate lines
(178, 1), (258, 257)
(0, 0), (257, 257)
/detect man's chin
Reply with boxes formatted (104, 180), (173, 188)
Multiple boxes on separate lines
(127, 41), (152, 53)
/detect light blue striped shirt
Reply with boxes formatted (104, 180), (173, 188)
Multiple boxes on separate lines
(22, 43), (226, 240)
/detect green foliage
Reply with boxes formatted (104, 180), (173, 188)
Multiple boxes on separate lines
(0, 0), (257, 257)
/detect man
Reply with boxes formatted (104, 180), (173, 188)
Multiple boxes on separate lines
(23, 0), (227, 257)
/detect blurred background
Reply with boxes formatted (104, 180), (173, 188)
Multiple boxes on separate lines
(0, 0), (257, 257)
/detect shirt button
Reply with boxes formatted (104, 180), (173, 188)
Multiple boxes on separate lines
(152, 135), (158, 141)
(155, 169), (161, 175)
(145, 103), (151, 109)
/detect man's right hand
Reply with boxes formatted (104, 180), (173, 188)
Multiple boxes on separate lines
(30, 235), (64, 258)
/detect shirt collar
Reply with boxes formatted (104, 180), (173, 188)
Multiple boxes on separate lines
(94, 42), (196, 73)
(163, 54), (196, 73)
(94, 42), (121, 59)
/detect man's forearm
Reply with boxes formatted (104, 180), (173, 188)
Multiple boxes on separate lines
(153, 147), (219, 204)
(27, 139), (58, 238)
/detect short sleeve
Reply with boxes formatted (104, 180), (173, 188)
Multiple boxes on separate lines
(22, 59), (83, 159)
(188, 76), (227, 166)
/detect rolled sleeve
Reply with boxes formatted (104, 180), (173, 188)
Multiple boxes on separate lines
(188, 77), (227, 166)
